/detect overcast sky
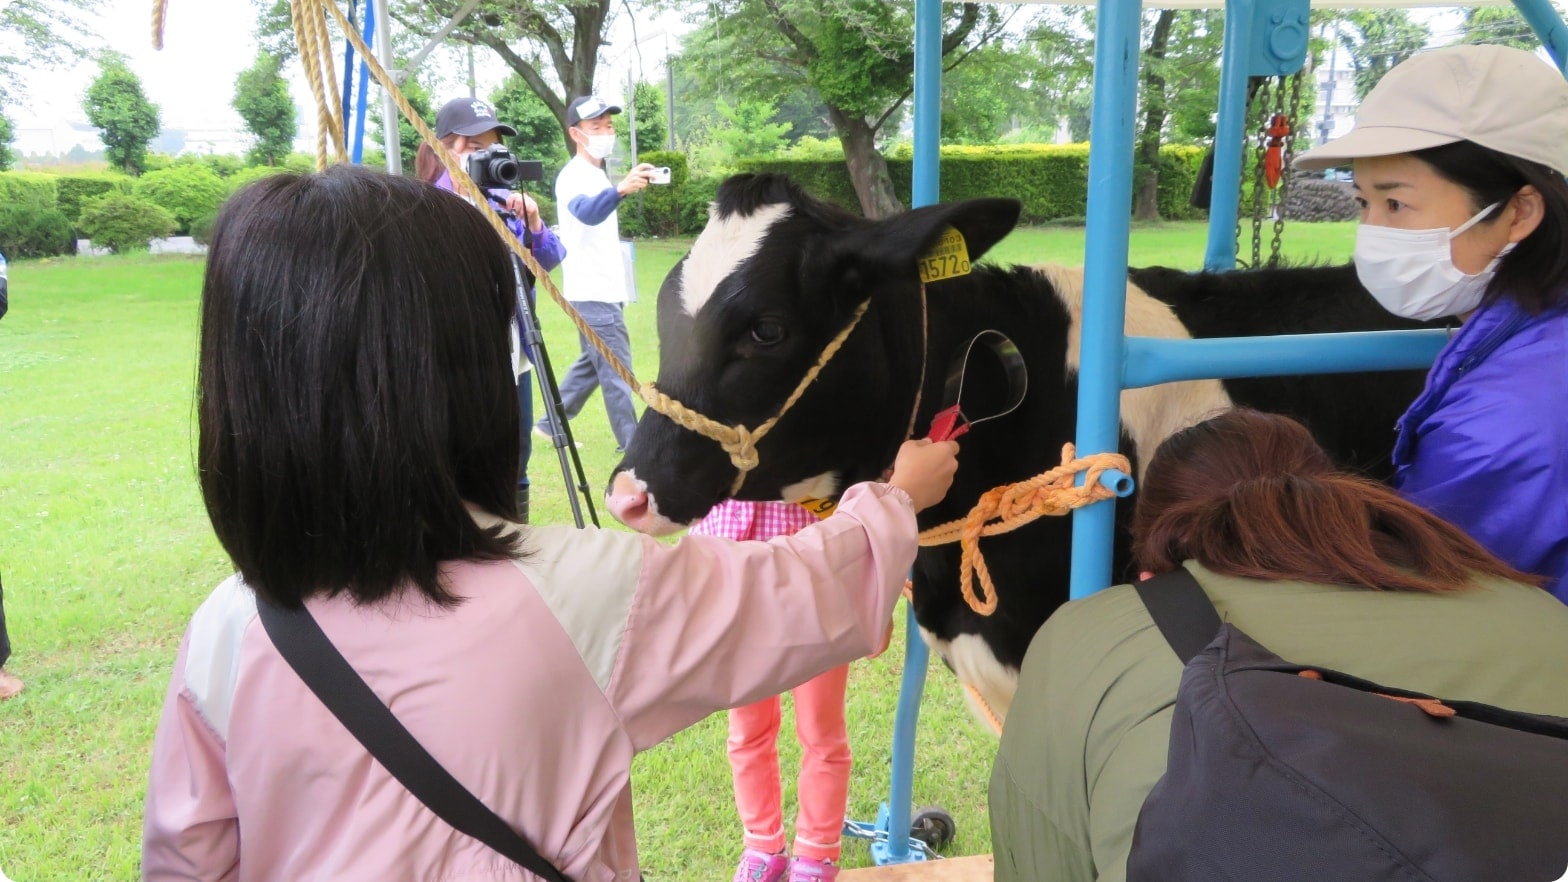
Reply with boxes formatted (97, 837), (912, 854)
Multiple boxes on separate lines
(11, 0), (685, 143)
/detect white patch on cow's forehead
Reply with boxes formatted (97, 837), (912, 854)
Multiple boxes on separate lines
(779, 472), (841, 504)
(1032, 264), (1233, 481)
(681, 202), (794, 317)
(922, 627), (1018, 730)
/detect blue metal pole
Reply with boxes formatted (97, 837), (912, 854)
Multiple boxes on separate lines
(1512, 0), (1568, 72)
(353, 4), (375, 164)
(1203, 0), (1256, 272)
(872, 603), (930, 865)
(1069, 0), (1141, 601)
(911, 0), (942, 208)
(341, 0), (357, 132)
(1123, 329), (1448, 389)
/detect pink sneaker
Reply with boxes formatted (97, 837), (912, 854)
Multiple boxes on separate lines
(787, 857), (840, 882)
(731, 848), (789, 882)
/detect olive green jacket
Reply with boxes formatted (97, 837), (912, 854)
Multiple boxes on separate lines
(989, 561), (1568, 882)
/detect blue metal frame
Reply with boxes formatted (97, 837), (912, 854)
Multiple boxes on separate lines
(864, 0), (1568, 868)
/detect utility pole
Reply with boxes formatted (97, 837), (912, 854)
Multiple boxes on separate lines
(665, 38), (675, 151)
(467, 46), (477, 98)
(627, 68), (638, 161)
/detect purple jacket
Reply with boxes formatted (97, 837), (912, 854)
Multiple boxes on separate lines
(1393, 295), (1568, 599)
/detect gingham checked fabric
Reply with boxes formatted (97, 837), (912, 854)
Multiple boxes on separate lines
(687, 499), (821, 541)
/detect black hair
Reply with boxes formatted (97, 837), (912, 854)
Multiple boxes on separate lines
(197, 165), (523, 609)
(1413, 140), (1568, 314)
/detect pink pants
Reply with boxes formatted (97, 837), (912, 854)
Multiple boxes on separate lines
(728, 663), (852, 862)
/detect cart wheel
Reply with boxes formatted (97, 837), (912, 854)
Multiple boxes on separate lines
(910, 806), (956, 852)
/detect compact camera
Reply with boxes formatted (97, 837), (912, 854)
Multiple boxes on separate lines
(465, 145), (544, 189)
(648, 166), (672, 185)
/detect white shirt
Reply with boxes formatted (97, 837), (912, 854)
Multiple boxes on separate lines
(555, 155), (629, 304)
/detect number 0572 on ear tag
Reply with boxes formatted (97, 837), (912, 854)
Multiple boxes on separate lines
(918, 227), (972, 284)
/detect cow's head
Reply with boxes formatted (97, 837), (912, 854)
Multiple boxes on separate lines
(608, 173), (1020, 534)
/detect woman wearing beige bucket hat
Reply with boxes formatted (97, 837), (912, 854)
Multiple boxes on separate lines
(1294, 43), (1568, 601)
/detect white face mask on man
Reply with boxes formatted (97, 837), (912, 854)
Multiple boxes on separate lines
(584, 134), (616, 160)
(1353, 202), (1511, 321)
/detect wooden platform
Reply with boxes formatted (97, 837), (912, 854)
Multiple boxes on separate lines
(838, 854), (993, 880)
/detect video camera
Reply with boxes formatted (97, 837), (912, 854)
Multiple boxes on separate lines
(466, 144), (544, 190)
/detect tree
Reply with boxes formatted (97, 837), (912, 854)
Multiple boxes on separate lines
(0, 0), (98, 103)
(371, 71), (434, 174)
(677, 0), (1010, 218)
(82, 53), (162, 175)
(1336, 10), (1429, 100)
(234, 51), (297, 166)
(628, 81), (668, 158)
(392, 0), (616, 153)
(1455, 7), (1536, 51)
(0, 113), (14, 171)
(711, 98), (792, 161)
(491, 74), (571, 179)
(1133, 10), (1224, 220)
(939, 43), (1043, 145)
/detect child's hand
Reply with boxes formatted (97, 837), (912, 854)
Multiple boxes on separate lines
(888, 439), (959, 513)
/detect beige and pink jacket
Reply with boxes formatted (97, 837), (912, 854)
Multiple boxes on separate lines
(142, 483), (916, 881)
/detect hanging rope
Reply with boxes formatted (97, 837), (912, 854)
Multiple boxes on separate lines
(153, 0), (870, 489)
(151, 0), (167, 50)
(917, 444), (1131, 616)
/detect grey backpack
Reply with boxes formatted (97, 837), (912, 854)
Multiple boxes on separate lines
(1127, 569), (1568, 882)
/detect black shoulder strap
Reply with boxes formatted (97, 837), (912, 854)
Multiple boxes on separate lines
(1134, 568), (1225, 665)
(256, 600), (572, 882)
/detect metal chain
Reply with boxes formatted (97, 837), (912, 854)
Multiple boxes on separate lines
(1247, 77), (1271, 269)
(1270, 71), (1305, 266)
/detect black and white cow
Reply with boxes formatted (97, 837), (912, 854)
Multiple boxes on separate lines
(607, 173), (1433, 721)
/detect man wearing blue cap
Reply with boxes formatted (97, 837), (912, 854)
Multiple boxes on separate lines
(536, 95), (658, 454)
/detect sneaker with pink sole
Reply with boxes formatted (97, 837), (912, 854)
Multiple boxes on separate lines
(786, 857), (840, 882)
(731, 848), (789, 882)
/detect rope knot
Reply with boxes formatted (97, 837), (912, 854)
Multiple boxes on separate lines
(722, 429), (762, 473)
(918, 443), (1132, 616)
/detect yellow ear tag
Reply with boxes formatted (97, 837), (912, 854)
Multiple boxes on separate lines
(917, 226), (972, 284)
(795, 496), (838, 519)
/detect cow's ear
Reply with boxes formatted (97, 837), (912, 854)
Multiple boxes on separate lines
(843, 198), (1022, 274)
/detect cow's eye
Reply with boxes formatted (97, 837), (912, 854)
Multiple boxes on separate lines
(750, 319), (786, 346)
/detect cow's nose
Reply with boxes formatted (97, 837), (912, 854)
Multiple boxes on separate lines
(606, 470), (653, 529)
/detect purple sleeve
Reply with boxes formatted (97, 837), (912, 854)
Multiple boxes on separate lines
(568, 187), (623, 226)
(528, 223), (565, 272)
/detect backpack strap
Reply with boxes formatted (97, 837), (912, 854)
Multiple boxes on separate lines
(257, 600), (573, 882)
(1134, 568), (1225, 665)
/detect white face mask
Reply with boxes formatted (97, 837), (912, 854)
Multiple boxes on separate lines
(584, 134), (615, 160)
(1353, 202), (1511, 321)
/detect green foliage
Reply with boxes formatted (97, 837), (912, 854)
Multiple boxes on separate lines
(1455, 7), (1536, 49)
(82, 53), (162, 175)
(0, 111), (14, 171)
(54, 173), (133, 224)
(134, 165), (229, 235)
(76, 193), (177, 252)
(741, 143), (1207, 222)
(625, 150), (687, 237)
(0, 203), (75, 257)
(0, 0), (95, 104)
(199, 154), (248, 179)
(1336, 11), (1430, 101)
(188, 211), (218, 246)
(713, 99), (792, 163)
(373, 70), (433, 173)
(225, 164), (295, 193)
(629, 81), (668, 157)
(233, 51), (297, 167)
(0, 171), (60, 210)
(490, 75), (571, 181)
(679, 175), (722, 233)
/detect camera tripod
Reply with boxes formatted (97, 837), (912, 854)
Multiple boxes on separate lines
(511, 251), (599, 528)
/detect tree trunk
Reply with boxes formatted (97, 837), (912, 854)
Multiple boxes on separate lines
(1133, 9), (1176, 222)
(827, 105), (903, 219)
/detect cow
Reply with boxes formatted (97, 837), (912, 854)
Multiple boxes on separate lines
(605, 173), (1434, 723)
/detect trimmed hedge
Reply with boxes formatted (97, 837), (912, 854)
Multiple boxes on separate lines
(626, 150), (688, 237)
(134, 165), (229, 235)
(78, 193), (177, 253)
(736, 143), (1208, 222)
(0, 172), (60, 212)
(0, 204), (75, 258)
(55, 174), (134, 225)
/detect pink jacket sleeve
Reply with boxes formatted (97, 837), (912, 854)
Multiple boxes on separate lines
(606, 482), (917, 749)
(142, 633), (241, 881)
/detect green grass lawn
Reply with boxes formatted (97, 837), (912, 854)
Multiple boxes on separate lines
(0, 219), (1355, 880)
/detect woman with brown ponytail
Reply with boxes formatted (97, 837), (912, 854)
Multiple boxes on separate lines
(988, 408), (1568, 882)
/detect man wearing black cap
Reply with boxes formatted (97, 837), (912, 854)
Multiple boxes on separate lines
(534, 94), (658, 454)
(418, 97), (566, 523)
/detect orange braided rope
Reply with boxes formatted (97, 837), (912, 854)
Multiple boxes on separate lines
(918, 444), (1130, 616)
